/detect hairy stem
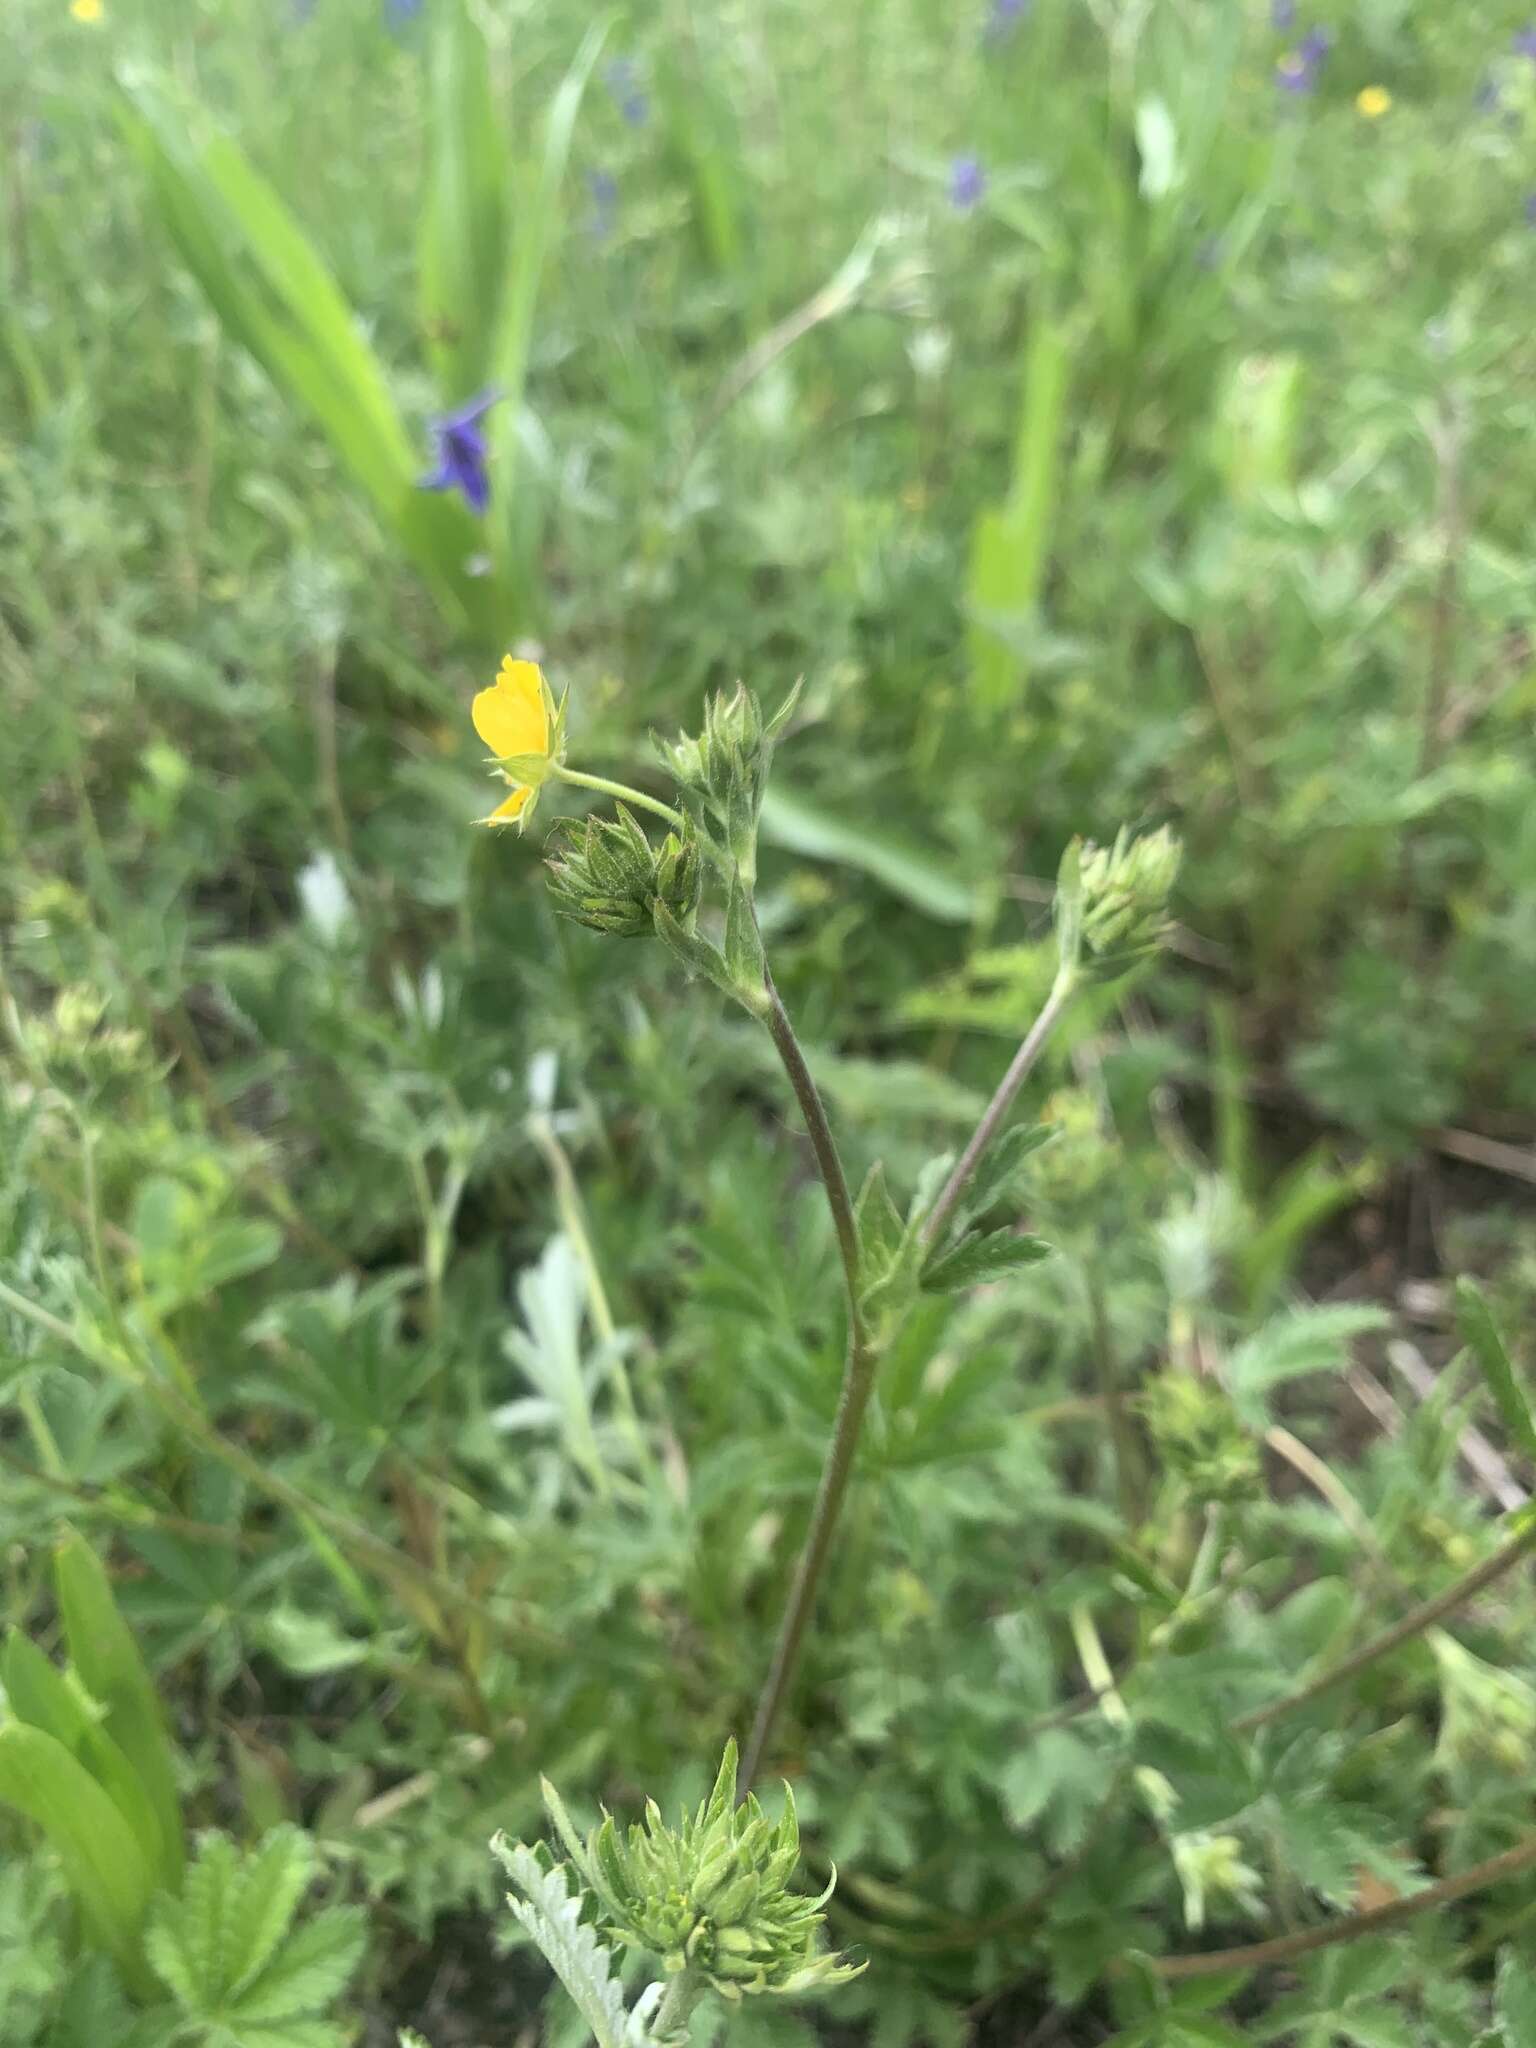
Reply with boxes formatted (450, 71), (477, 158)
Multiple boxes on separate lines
(652, 1970), (708, 2042)
(1235, 1515), (1536, 1732)
(1148, 1830), (1536, 1980)
(741, 975), (871, 1788)
(742, 964), (1082, 1786)
(921, 968), (1076, 1251)
(556, 766), (686, 832)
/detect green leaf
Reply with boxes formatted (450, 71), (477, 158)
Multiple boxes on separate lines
(419, 0), (507, 398)
(54, 1531), (183, 1887)
(118, 70), (497, 638)
(724, 868), (765, 996)
(1457, 1280), (1536, 1464)
(490, 1838), (641, 2048)
(0, 1724), (157, 1993)
(224, 1826), (317, 1998)
(487, 21), (610, 607)
(967, 314), (1072, 711)
(146, 1831), (238, 2010)
(947, 1120), (1053, 1232)
(759, 786), (976, 924)
(41, 1956), (137, 2048)
(921, 1228), (1052, 1295)
(226, 1908), (367, 2023)
(1497, 1950), (1536, 2045)
(1227, 1305), (1389, 1429)
(1, 1632), (166, 1879)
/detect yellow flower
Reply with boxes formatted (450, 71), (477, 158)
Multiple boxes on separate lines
(472, 656), (556, 828)
(1356, 86), (1391, 119)
(70, 0), (103, 19)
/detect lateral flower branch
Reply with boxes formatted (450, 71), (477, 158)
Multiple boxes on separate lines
(473, 657), (1181, 1797)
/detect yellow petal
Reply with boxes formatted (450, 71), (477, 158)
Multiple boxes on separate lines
(472, 658), (548, 760)
(477, 785), (532, 827)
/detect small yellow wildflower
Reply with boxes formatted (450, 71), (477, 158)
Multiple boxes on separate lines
(1356, 86), (1392, 119)
(70, 0), (103, 20)
(472, 656), (555, 827)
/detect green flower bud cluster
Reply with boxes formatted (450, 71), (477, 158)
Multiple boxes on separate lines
(1139, 1370), (1261, 1508)
(541, 1740), (862, 2004)
(545, 807), (703, 938)
(656, 682), (801, 885)
(1056, 826), (1182, 982)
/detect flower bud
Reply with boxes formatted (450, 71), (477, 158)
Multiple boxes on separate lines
(545, 808), (703, 939)
(656, 681), (801, 883)
(529, 1740), (862, 2005)
(1056, 826), (1181, 981)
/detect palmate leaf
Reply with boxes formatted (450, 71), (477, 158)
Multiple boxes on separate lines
(145, 1833), (240, 2010)
(223, 1910), (367, 2025)
(145, 1831), (363, 2044)
(222, 1826), (317, 1999)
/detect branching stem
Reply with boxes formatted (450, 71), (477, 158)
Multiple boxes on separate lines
(1235, 1515), (1536, 1731)
(1148, 1830), (1536, 1980)
(920, 967), (1076, 1250)
(741, 975), (872, 1789)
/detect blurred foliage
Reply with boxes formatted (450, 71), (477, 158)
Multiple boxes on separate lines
(4, 0), (1536, 2042)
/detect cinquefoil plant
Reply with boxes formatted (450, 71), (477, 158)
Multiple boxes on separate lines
(492, 1741), (860, 2043)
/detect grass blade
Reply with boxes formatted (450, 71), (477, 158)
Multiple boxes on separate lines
(487, 20), (611, 610)
(54, 1528), (185, 1889)
(967, 311), (1072, 713)
(420, 0), (508, 401)
(1, 1632), (169, 1888)
(0, 1724), (158, 1993)
(118, 69), (499, 640)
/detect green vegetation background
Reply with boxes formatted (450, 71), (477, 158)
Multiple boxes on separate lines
(5, 0), (1536, 2042)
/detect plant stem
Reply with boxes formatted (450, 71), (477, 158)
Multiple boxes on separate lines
(1235, 1515), (1536, 1732)
(741, 974), (872, 1788)
(1147, 1830), (1536, 1981)
(742, 965), (1082, 1786)
(760, 976), (862, 1311)
(652, 1971), (707, 2042)
(556, 766), (686, 833)
(920, 967), (1076, 1251)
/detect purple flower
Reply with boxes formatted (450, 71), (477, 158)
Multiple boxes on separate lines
(1275, 28), (1330, 95)
(949, 153), (987, 212)
(604, 57), (649, 127)
(386, 0), (423, 20)
(1275, 52), (1318, 93)
(586, 169), (619, 240)
(1513, 25), (1536, 58)
(983, 0), (1031, 42)
(1270, 0), (1296, 27)
(419, 390), (499, 515)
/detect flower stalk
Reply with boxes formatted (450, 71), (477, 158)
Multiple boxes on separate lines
(472, 656), (1181, 1798)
